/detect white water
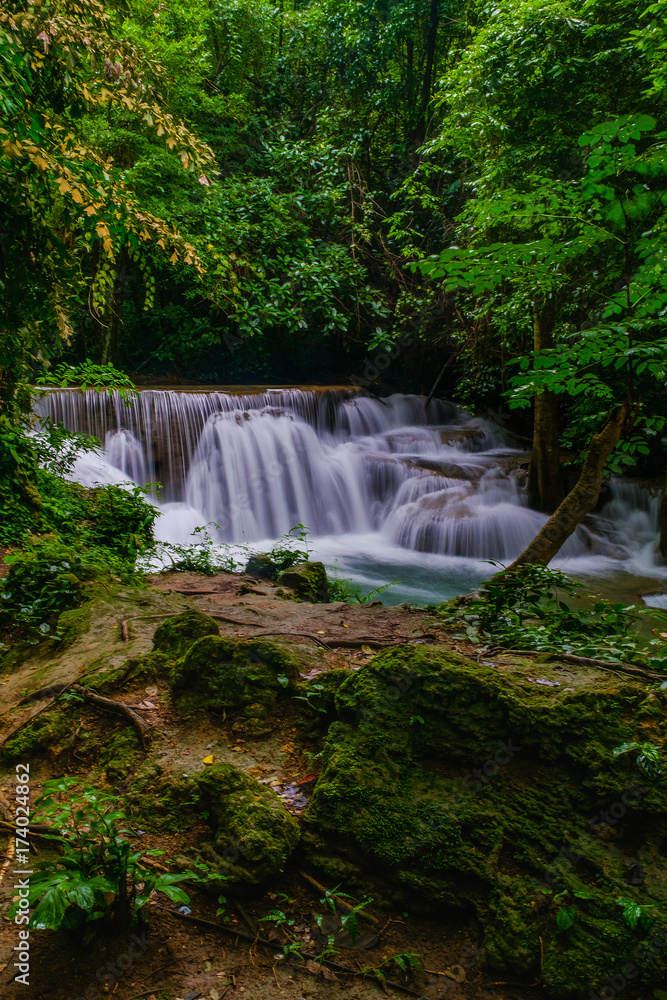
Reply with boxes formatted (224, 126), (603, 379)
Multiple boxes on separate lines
(35, 387), (667, 605)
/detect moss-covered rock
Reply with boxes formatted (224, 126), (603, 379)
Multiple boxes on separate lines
(98, 727), (142, 783)
(56, 603), (92, 648)
(195, 763), (300, 890)
(277, 561), (329, 603)
(152, 610), (219, 658)
(1, 706), (76, 762)
(169, 637), (301, 725)
(303, 645), (667, 997)
(245, 553), (278, 580)
(127, 766), (200, 832)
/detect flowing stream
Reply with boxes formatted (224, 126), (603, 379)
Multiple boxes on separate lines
(35, 387), (667, 605)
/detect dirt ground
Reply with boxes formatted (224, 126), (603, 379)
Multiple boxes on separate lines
(0, 571), (655, 1000)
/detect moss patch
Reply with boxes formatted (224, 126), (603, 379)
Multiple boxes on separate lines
(127, 765), (200, 833)
(56, 602), (92, 648)
(169, 637), (301, 728)
(152, 610), (219, 658)
(195, 763), (300, 890)
(303, 645), (667, 997)
(277, 561), (329, 602)
(2, 706), (77, 762)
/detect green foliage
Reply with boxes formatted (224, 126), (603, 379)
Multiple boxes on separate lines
(327, 563), (399, 604)
(435, 564), (667, 667)
(8, 777), (192, 933)
(35, 362), (137, 404)
(613, 741), (662, 778)
(616, 896), (656, 930)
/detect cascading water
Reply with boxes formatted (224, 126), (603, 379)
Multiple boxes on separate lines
(34, 387), (667, 604)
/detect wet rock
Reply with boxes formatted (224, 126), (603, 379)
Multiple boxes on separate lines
(152, 610), (219, 658)
(245, 553), (278, 580)
(277, 561), (329, 603)
(196, 763), (300, 890)
(303, 645), (667, 997)
(169, 636), (301, 724)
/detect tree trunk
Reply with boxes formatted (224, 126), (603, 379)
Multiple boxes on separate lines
(507, 404), (631, 570)
(659, 472), (667, 564)
(528, 303), (562, 512)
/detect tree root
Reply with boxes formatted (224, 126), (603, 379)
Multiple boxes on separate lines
(495, 649), (664, 682)
(157, 907), (425, 997)
(71, 685), (150, 747)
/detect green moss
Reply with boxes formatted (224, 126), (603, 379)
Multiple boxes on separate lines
(277, 561), (329, 602)
(169, 636), (301, 723)
(152, 610), (219, 658)
(303, 645), (667, 996)
(195, 763), (300, 890)
(127, 766), (200, 833)
(97, 727), (142, 783)
(1, 707), (75, 762)
(80, 651), (171, 694)
(55, 602), (92, 647)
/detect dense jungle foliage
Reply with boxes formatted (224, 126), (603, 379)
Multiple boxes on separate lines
(1, 0), (667, 560)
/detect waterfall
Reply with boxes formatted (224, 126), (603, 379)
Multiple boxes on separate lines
(33, 387), (665, 589)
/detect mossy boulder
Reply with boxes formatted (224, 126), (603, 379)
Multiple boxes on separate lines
(303, 645), (667, 997)
(127, 766), (200, 833)
(2, 706), (76, 762)
(195, 763), (300, 890)
(169, 637), (301, 724)
(245, 553), (278, 580)
(56, 603), (92, 648)
(277, 561), (329, 602)
(152, 610), (219, 658)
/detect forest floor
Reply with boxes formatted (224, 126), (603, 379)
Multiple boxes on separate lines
(0, 571), (655, 1000)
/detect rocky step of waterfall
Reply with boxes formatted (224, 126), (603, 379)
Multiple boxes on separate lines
(33, 387), (667, 593)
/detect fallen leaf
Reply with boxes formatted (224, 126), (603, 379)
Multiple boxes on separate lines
(361, 645), (373, 654)
(203, 755), (215, 765)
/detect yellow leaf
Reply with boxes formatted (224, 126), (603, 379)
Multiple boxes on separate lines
(169, 250), (179, 263)
(85, 205), (96, 216)
(71, 188), (83, 204)
(157, 238), (166, 249)
(203, 755), (215, 765)
(32, 154), (49, 171)
(315, 630), (325, 634)
(361, 645), (373, 655)
(58, 177), (72, 195)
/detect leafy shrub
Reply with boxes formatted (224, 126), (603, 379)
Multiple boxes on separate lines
(0, 537), (106, 641)
(8, 777), (191, 934)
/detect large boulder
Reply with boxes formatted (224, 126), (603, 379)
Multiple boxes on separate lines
(277, 561), (329, 602)
(169, 636), (301, 727)
(152, 610), (219, 658)
(196, 763), (300, 890)
(303, 645), (667, 997)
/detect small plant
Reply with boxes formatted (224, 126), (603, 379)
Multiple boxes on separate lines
(153, 524), (244, 576)
(317, 886), (373, 946)
(327, 562), (399, 604)
(268, 523), (312, 573)
(360, 951), (423, 984)
(541, 885), (592, 932)
(616, 896), (656, 930)
(613, 741), (662, 778)
(8, 778), (193, 934)
(294, 682), (328, 713)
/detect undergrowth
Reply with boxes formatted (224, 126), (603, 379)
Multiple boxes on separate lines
(433, 563), (667, 668)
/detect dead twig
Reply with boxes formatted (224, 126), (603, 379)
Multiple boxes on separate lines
(120, 620), (130, 642)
